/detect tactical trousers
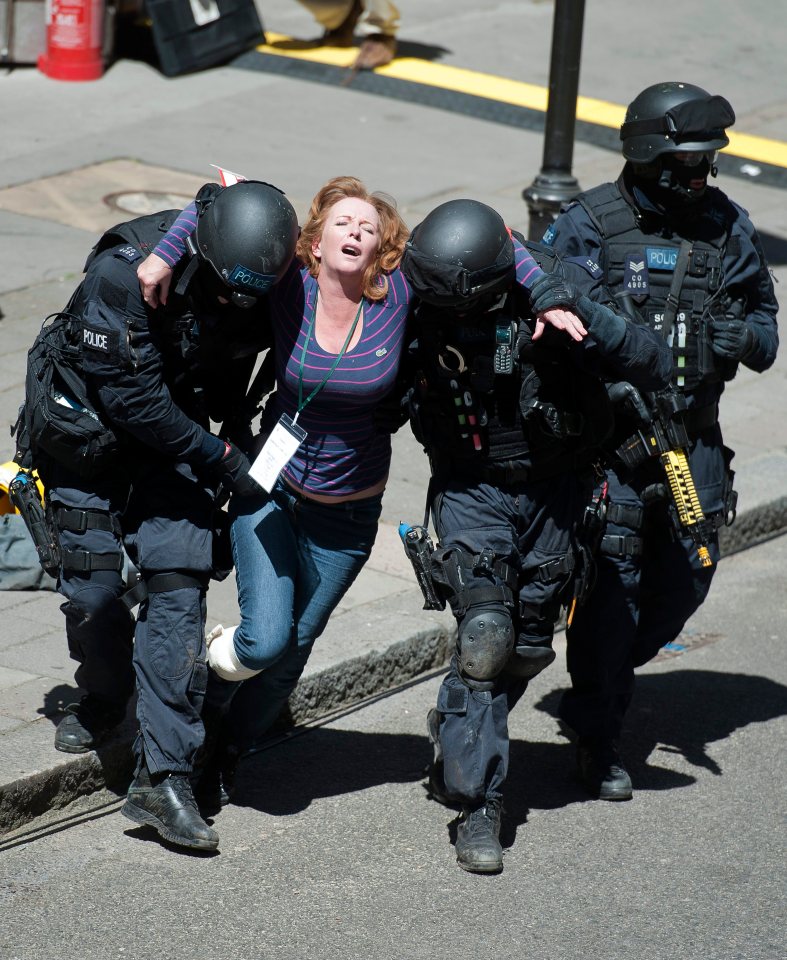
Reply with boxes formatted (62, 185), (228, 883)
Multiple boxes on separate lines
(50, 458), (216, 775)
(431, 474), (583, 806)
(49, 469), (135, 706)
(560, 430), (727, 742)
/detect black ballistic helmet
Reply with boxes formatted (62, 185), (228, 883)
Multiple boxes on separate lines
(403, 199), (515, 308)
(620, 82), (735, 164)
(192, 181), (298, 307)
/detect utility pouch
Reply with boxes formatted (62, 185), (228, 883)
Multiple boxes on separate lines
(721, 445), (738, 526)
(23, 310), (119, 477)
(8, 471), (61, 578)
(697, 315), (720, 381)
(212, 508), (234, 581)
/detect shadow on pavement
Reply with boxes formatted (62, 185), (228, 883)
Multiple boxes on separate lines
(38, 682), (83, 723)
(265, 37), (451, 63)
(529, 668), (787, 798)
(228, 668), (786, 854)
(232, 728), (431, 816)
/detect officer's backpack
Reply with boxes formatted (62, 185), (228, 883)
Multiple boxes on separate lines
(14, 210), (181, 478)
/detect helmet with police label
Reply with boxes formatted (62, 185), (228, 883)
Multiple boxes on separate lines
(193, 181), (298, 307)
(620, 82), (735, 164)
(402, 199), (515, 308)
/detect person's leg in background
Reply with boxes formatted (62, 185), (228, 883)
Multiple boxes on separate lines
(354, 0), (399, 68)
(293, 0), (362, 46)
(293, 0), (399, 68)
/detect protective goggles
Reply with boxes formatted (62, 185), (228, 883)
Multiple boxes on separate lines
(670, 150), (719, 167)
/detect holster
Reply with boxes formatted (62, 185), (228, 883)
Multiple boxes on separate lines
(8, 472), (61, 578)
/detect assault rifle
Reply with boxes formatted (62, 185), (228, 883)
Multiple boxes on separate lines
(610, 384), (714, 568)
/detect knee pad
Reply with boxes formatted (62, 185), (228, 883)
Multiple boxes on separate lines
(456, 602), (515, 682)
(64, 576), (128, 624)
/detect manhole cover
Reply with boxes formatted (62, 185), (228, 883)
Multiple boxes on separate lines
(103, 191), (193, 215)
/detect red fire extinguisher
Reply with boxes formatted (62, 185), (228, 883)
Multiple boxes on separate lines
(38, 0), (104, 81)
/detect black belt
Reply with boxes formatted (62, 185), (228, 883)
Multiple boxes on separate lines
(607, 502), (645, 529)
(682, 403), (718, 437)
(61, 549), (124, 573)
(56, 507), (119, 535)
(600, 534), (643, 557)
(445, 455), (576, 486)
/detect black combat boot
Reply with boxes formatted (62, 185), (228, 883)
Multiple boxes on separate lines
(122, 764), (219, 851)
(454, 798), (504, 874)
(190, 702), (237, 815)
(577, 737), (633, 801)
(192, 746), (238, 815)
(54, 694), (126, 754)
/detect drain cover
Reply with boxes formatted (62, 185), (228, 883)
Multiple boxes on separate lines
(103, 191), (194, 215)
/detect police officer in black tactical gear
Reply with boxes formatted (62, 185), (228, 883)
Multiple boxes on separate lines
(542, 82), (779, 802)
(35, 181), (298, 851)
(399, 199), (672, 874)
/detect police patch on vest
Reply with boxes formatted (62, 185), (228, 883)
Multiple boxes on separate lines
(541, 224), (556, 246)
(82, 325), (118, 354)
(648, 308), (687, 336)
(565, 256), (603, 280)
(646, 247), (678, 270)
(228, 264), (276, 293)
(114, 244), (141, 263)
(623, 252), (649, 296)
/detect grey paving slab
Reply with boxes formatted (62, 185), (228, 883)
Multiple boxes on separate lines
(0, 665), (37, 691)
(0, 631), (75, 681)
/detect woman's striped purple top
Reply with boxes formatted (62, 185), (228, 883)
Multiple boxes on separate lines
(270, 262), (410, 496)
(152, 203), (412, 496)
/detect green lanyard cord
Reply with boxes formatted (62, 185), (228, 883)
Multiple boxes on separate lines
(296, 289), (363, 420)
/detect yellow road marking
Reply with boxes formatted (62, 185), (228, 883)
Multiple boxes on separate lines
(258, 34), (787, 170)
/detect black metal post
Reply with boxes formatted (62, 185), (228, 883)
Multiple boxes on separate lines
(523, 0), (586, 240)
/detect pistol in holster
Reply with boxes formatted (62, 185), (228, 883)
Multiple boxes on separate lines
(398, 522), (445, 611)
(8, 471), (61, 578)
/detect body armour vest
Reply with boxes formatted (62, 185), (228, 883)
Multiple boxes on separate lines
(409, 287), (611, 476)
(577, 182), (739, 392)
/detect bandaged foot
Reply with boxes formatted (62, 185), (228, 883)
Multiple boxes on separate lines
(206, 624), (261, 681)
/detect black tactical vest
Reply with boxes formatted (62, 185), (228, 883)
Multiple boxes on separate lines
(577, 182), (737, 391)
(409, 286), (610, 476)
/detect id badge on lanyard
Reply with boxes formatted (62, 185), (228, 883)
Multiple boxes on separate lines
(248, 289), (362, 493)
(248, 414), (307, 493)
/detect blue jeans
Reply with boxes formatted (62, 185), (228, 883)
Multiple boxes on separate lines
(216, 477), (382, 751)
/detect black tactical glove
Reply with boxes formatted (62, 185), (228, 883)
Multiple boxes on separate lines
(531, 273), (626, 352)
(216, 441), (262, 497)
(373, 388), (412, 435)
(528, 271), (580, 314)
(576, 296), (627, 352)
(605, 381), (652, 426)
(710, 318), (757, 361)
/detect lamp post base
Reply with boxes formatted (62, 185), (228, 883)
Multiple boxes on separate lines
(522, 172), (581, 241)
